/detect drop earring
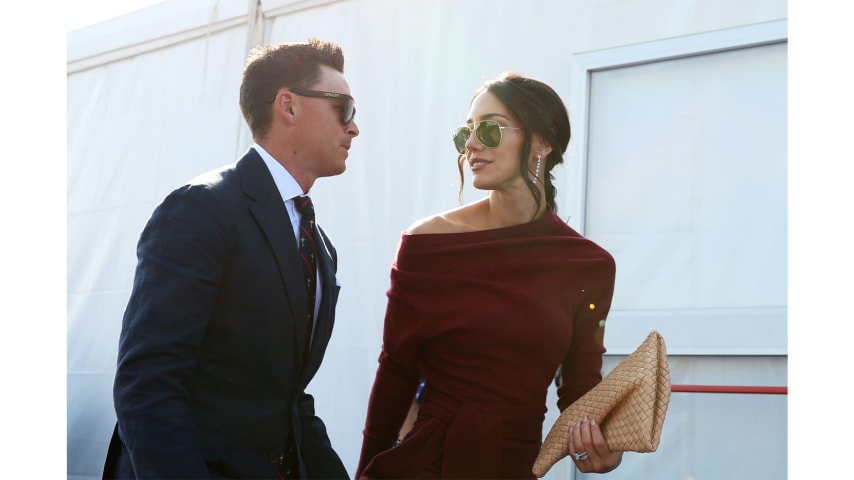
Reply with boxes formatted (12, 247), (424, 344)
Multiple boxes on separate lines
(532, 154), (542, 184)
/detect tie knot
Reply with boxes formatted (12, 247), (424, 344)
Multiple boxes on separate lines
(294, 196), (314, 217)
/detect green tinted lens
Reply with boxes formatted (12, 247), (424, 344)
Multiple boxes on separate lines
(453, 126), (471, 154)
(476, 120), (502, 148)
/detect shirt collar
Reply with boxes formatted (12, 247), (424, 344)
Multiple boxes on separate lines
(252, 143), (309, 202)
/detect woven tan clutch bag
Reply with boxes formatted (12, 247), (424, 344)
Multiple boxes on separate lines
(532, 330), (671, 477)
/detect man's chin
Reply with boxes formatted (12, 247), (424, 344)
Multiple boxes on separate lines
(324, 164), (346, 177)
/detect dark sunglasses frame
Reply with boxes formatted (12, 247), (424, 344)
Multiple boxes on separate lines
(453, 120), (521, 154)
(290, 88), (356, 125)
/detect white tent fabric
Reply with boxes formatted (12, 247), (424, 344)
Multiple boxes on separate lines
(68, 1), (788, 479)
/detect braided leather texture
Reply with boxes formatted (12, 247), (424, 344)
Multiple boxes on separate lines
(533, 330), (671, 477)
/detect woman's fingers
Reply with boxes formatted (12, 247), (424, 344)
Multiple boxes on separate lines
(566, 417), (619, 473)
(568, 418), (591, 469)
(587, 419), (610, 458)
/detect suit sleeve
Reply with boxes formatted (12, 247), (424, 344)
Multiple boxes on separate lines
(113, 184), (229, 479)
(297, 393), (349, 479)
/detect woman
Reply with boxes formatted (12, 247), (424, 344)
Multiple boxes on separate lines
(357, 72), (623, 478)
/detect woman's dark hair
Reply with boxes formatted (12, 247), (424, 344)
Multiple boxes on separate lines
(457, 71), (571, 215)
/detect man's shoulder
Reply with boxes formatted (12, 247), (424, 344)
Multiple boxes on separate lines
(187, 163), (235, 186)
(182, 149), (265, 192)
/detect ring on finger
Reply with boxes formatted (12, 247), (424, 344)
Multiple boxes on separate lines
(572, 451), (590, 461)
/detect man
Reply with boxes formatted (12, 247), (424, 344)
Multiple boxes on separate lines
(102, 38), (359, 479)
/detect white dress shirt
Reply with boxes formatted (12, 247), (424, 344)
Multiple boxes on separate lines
(253, 144), (321, 342)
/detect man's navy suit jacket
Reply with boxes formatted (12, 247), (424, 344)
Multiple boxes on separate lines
(103, 148), (348, 479)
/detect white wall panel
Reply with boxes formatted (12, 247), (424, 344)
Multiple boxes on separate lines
(573, 22), (787, 355)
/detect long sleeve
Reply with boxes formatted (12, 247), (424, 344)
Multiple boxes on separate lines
(557, 253), (616, 410)
(356, 349), (421, 478)
(356, 277), (423, 478)
(298, 393), (349, 479)
(355, 212), (618, 479)
(113, 184), (229, 479)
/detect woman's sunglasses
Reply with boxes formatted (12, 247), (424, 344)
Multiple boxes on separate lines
(290, 88), (356, 125)
(452, 120), (521, 154)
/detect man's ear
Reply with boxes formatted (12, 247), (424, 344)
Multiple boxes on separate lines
(273, 91), (297, 124)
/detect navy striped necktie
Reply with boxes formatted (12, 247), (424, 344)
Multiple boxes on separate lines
(294, 196), (317, 351)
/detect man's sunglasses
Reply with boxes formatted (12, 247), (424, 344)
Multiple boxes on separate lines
(290, 88), (356, 125)
(452, 120), (521, 154)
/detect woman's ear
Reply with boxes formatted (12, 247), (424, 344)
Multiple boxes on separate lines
(532, 135), (553, 158)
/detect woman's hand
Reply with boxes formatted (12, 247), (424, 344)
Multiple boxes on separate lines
(567, 416), (623, 473)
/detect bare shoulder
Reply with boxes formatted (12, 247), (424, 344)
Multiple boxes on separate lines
(405, 205), (477, 235)
(405, 214), (458, 235)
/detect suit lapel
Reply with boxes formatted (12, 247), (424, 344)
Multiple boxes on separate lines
(301, 223), (337, 377)
(238, 150), (310, 363)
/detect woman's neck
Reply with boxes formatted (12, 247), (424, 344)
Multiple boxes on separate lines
(481, 189), (546, 228)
